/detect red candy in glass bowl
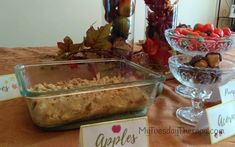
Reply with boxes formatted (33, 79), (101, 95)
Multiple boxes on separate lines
(165, 28), (232, 56)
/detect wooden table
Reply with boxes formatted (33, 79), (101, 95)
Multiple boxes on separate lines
(0, 47), (235, 147)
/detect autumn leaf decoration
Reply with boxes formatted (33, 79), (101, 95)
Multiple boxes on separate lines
(57, 24), (113, 60)
(57, 37), (83, 55)
(84, 23), (112, 50)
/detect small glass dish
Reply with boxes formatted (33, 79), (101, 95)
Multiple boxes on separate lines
(165, 29), (232, 56)
(15, 59), (164, 130)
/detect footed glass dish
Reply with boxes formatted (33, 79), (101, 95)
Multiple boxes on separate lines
(15, 59), (164, 130)
(169, 55), (235, 126)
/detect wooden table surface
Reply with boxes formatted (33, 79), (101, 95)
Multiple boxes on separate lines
(0, 47), (235, 147)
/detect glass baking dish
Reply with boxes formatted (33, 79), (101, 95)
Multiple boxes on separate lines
(15, 59), (164, 130)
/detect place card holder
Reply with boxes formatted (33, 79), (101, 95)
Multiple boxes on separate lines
(0, 74), (21, 101)
(206, 100), (235, 144)
(79, 117), (149, 147)
(196, 80), (235, 144)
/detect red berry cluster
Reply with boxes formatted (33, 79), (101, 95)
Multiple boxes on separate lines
(145, 0), (174, 39)
(143, 0), (175, 67)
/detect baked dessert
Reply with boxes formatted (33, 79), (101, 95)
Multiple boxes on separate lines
(178, 52), (222, 84)
(27, 74), (148, 127)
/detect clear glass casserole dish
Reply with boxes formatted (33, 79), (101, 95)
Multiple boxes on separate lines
(15, 59), (164, 130)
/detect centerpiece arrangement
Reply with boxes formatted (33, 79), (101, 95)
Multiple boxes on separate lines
(56, 0), (136, 61)
(54, 0), (179, 77)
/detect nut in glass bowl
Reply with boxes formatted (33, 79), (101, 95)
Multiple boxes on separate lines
(165, 29), (232, 56)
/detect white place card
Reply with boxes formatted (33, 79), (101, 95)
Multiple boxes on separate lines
(80, 117), (149, 147)
(219, 79), (235, 103)
(0, 74), (21, 101)
(206, 100), (235, 144)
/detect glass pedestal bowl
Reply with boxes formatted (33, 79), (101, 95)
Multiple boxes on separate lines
(169, 55), (235, 126)
(165, 28), (233, 98)
(165, 28), (232, 56)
